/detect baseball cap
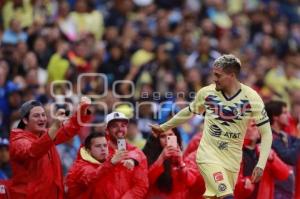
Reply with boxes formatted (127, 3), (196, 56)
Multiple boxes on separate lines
(105, 112), (128, 126)
(17, 100), (43, 129)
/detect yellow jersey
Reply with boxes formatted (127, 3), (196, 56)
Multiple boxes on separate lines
(189, 83), (269, 172)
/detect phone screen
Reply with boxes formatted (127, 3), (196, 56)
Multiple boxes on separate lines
(117, 139), (126, 151)
(167, 135), (177, 147)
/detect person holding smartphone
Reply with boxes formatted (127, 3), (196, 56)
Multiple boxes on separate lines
(9, 97), (91, 199)
(66, 132), (129, 199)
(143, 128), (200, 199)
(91, 111), (148, 199)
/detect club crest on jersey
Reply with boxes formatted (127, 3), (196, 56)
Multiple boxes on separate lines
(204, 95), (252, 126)
(232, 108), (239, 116)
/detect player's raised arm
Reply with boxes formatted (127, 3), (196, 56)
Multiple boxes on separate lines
(251, 96), (272, 183)
(150, 87), (206, 136)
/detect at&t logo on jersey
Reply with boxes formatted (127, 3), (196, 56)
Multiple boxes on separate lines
(209, 125), (222, 137)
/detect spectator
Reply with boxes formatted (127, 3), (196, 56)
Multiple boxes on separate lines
(0, 60), (21, 137)
(264, 63), (300, 106)
(122, 34), (154, 96)
(143, 128), (199, 198)
(265, 100), (300, 165)
(105, 0), (133, 29)
(91, 111), (149, 199)
(9, 97), (91, 198)
(265, 100), (300, 198)
(32, 36), (53, 70)
(23, 52), (48, 85)
(100, 42), (130, 85)
(2, 19), (28, 45)
(66, 132), (122, 199)
(126, 119), (146, 149)
(2, 0), (33, 29)
(47, 40), (70, 82)
(185, 35), (220, 84)
(69, 0), (104, 40)
(235, 120), (291, 199)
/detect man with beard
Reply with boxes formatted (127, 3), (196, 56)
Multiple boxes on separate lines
(90, 112), (149, 199)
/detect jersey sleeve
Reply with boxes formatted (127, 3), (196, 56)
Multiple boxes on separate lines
(189, 88), (206, 115)
(250, 92), (269, 126)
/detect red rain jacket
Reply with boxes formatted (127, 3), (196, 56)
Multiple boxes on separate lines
(66, 147), (114, 199)
(235, 148), (290, 199)
(146, 151), (201, 199)
(9, 113), (89, 199)
(183, 133), (202, 158)
(184, 151), (205, 199)
(90, 143), (149, 199)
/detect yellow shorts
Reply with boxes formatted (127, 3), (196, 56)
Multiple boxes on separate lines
(198, 163), (238, 197)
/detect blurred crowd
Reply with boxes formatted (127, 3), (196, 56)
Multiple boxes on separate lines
(0, 0), (299, 198)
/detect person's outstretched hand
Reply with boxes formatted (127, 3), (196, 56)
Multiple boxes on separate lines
(149, 124), (164, 137)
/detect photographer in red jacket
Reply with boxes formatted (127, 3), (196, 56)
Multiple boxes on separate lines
(9, 97), (91, 199)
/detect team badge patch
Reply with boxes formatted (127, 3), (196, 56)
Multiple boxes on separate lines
(218, 183), (227, 192)
(213, 172), (224, 182)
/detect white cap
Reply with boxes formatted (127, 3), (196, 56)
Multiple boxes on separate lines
(105, 112), (128, 125)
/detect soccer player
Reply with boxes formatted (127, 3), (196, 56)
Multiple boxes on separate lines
(150, 54), (272, 199)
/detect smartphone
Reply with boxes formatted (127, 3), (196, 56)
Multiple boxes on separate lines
(117, 139), (126, 151)
(167, 135), (177, 147)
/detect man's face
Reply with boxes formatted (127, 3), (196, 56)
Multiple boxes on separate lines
(212, 66), (232, 91)
(24, 106), (47, 134)
(278, 107), (289, 127)
(89, 137), (108, 162)
(106, 120), (128, 142)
